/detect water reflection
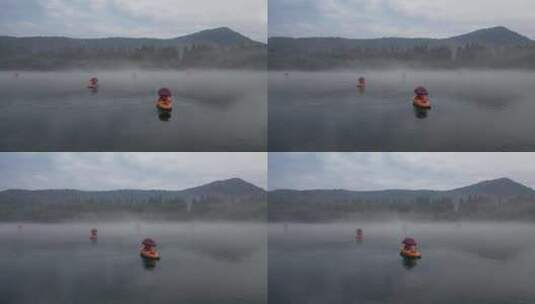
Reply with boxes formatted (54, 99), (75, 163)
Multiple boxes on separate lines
(0, 71), (266, 151)
(0, 223), (266, 304)
(413, 107), (429, 119)
(269, 70), (535, 151)
(158, 110), (172, 122)
(141, 256), (158, 270)
(401, 256), (419, 270)
(269, 222), (535, 303)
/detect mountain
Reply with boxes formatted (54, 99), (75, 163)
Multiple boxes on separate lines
(447, 26), (532, 47)
(269, 26), (535, 69)
(269, 178), (535, 221)
(270, 178), (535, 204)
(0, 178), (266, 222)
(183, 178), (265, 198)
(448, 177), (535, 198)
(173, 27), (261, 46)
(0, 27), (266, 70)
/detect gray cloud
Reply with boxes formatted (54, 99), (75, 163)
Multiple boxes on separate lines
(269, 153), (535, 191)
(0, 153), (267, 191)
(0, 0), (267, 42)
(269, 0), (535, 39)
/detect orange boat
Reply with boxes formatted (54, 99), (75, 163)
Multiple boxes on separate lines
(156, 99), (173, 112)
(413, 97), (431, 109)
(140, 249), (160, 260)
(400, 248), (422, 259)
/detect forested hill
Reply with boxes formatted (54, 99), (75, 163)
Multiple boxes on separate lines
(0, 27), (266, 70)
(269, 178), (535, 221)
(269, 26), (535, 70)
(0, 178), (267, 221)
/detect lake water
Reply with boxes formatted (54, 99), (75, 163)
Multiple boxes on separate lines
(269, 70), (535, 151)
(0, 222), (266, 304)
(269, 222), (535, 304)
(0, 71), (266, 151)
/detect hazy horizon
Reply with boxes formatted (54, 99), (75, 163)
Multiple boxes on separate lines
(1, 26), (264, 43)
(0, 153), (267, 191)
(269, 153), (535, 191)
(0, 0), (267, 42)
(268, 25), (531, 40)
(269, 0), (535, 40)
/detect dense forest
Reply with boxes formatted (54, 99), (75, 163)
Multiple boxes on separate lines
(269, 178), (535, 222)
(5, 177), (535, 222)
(0, 27), (266, 70)
(0, 178), (267, 222)
(269, 26), (535, 70)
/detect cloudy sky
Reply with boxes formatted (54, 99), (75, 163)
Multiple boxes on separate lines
(0, 0), (267, 42)
(269, 0), (535, 39)
(0, 153), (267, 191)
(269, 153), (535, 191)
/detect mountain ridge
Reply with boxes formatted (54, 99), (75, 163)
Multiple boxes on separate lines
(270, 26), (532, 45)
(0, 27), (264, 45)
(271, 177), (533, 194)
(269, 26), (535, 69)
(0, 177), (264, 193)
(268, 178), (535, 221)
(0, 178), (266, 222)
(0, 27), (266, 70)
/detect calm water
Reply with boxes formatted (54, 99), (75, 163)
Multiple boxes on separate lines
(269, 70), (535, 151)
(269, 222), (535, 304)
(0, 222), (266, 304)
(0, 71), (266, 151)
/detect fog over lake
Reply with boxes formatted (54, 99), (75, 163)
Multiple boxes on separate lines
(269, 70), (535, 151)
(269, 221), (535, 304)
(0, 70), (266, 151)
(0, 222), (266, 304)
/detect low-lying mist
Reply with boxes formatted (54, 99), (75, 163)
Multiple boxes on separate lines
(1, 221), (267, 304)
(0, 70), (267, 151)
(269, 221), (535, 304)
(269, 69), (535, 151)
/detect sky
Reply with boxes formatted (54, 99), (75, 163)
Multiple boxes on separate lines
(269, 0), (535, 39)
(0, 0), (267, 42)
(269, 153), (535, 191)
(0, 153), (267, 191)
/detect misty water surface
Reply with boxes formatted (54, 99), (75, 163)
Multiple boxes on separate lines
(0, 71), (266, 151)
(0, 222), (266, 304)
(269, 70), (535, 151)
(269, 222), (535, 304)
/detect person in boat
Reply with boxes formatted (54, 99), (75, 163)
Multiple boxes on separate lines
(357, 77), (366, 88)
(88, 77), (98, 89)
(400, 237), (421, 258)
(140, 238), (159, 258)
(413, 86), (431, 108)
(158, 94), (172, 104)
(355, 228), (363, 241)
(156, 88), (173, 110)
(89, 228), (98, 240)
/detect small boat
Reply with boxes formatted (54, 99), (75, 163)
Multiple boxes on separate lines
(140, 249), (160, 260)
(156, 100), (173, 112)
(400, 248), (422, 259)
(413, 97), (431, 109)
